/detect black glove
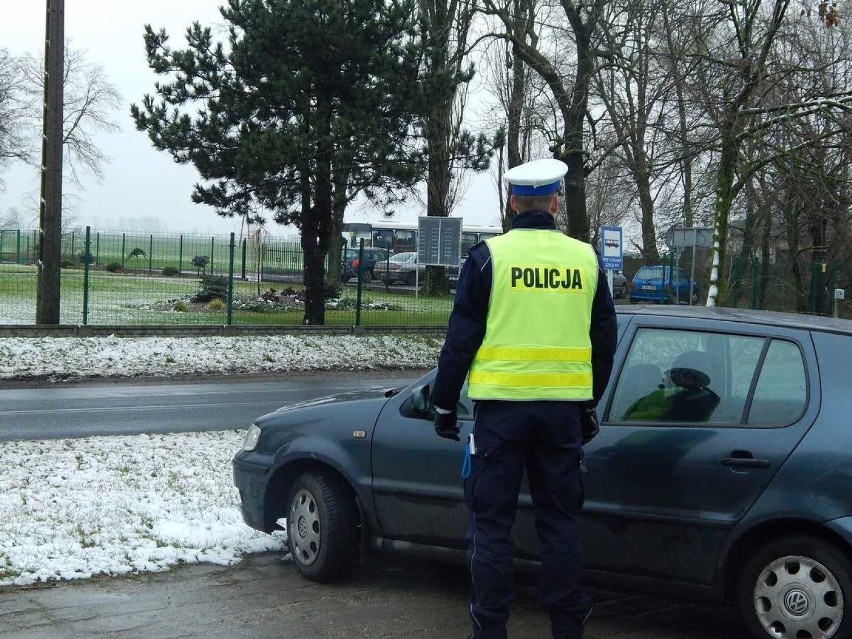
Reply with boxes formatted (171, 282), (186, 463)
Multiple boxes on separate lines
(434, 409), (460, 441)
(580, 406), (600, 445)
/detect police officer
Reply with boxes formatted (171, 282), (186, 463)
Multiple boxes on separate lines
(431, 158), (617, 639)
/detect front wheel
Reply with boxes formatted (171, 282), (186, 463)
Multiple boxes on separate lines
(737, 536), (851, 639)
(286, 471), (359, 582)
(406, 272), (417, 286)
(619, 283), (628, 299)
(360, 270), (373, 283)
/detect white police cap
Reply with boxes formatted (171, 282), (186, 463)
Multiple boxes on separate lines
(504, 158), (568, 196)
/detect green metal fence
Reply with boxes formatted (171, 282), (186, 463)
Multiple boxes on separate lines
(0, 228), (454, 327)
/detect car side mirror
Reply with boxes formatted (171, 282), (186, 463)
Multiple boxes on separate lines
(409, 384), (433, 415)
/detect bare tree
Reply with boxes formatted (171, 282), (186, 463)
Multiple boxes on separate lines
(0, 49), (30, 191)
(18, 46), (122, 186)
(481, 0), (609, 242)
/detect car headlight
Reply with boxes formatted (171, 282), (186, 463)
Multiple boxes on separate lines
(241, 423), (261, 451)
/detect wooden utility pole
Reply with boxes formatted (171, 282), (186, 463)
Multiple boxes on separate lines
(36, 0), (64, 324)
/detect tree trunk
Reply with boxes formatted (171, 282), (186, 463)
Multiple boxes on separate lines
(504, 10), (528, 231)
(561, 13), (594, 243)
(758, 205), (771, 309)
(706, 118), (739, 307)
(636, 167), (659, 262)
(302, 96), (334, 325)
(729, 181), (759, 308)
(423, 77), (452, 297)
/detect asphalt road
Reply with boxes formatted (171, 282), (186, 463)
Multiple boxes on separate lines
(0, 552), (747, 639)
(0, 371), (424, 441)
(0, 370), (748, 638)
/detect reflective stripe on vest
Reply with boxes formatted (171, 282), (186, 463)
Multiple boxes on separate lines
(468, 229), (599, 401)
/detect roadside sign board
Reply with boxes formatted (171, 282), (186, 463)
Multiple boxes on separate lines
(418, 216), (462, 267)
(665, 227), (714, 249)
(600, 226), (623, 271)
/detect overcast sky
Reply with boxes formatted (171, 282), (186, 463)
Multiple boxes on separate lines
(0, 1), (503, 236)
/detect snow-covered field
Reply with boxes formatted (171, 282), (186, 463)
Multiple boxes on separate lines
(0, 334), (443, 588)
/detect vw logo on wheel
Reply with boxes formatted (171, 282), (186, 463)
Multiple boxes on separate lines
(784, 589), (811, 616)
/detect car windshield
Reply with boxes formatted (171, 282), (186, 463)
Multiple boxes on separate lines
(389, 252), (416, 264)
(636, 266), (665, 279)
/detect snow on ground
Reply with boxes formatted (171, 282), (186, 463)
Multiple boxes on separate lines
(0, 334), (443, 381)
(0, 430), (284, 587)
(0, 333), (444, 588)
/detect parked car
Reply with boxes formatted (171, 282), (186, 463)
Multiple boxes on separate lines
(341, 247), (391, 283)
(629, 265), (700, 304)
(373, 251), (425, 285)
(234, 306), (852, 639)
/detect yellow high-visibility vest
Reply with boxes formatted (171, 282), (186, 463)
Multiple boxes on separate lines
(467, 229), (599, 401)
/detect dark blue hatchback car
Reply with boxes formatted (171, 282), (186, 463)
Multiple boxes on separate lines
(630, 265), (700, 304)
(234, 307), (852, 639)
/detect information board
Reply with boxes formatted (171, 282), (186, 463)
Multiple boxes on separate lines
(600, 226), (623, 271)
(665, 227), (714, 249)
(418, 216), (463, 267)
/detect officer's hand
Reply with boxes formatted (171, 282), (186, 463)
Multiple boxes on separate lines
(434, 409), (460, 441)
(580, 406), (600, 445)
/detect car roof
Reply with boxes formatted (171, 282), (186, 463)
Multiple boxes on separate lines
(617, 305), (852, 337)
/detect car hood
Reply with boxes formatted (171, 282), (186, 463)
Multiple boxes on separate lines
(254, 386), (401, 426)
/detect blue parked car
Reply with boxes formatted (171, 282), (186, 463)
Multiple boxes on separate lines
(629, 265), (700, 304)
(234, 306), (852, 639)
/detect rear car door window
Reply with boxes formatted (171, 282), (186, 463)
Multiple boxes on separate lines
(609, 328), (764, 425)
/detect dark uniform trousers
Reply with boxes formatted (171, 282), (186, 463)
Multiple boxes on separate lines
(464, 400), (592, 639)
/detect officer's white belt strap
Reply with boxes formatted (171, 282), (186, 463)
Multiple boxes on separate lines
(474, 346), (592, 362)
(469, 370), (593, 388)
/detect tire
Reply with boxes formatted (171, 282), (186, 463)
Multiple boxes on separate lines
(619, 283), (628, 299)
(737, 535), (852, 639)
(360, 270), (373, 283)
(406, 272), (417, 286)
(286, 471), (358, 583)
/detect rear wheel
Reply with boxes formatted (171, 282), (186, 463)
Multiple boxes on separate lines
(406, 272), (417, 286)
(286, 471), (359, 582)
(737, 536), (851, 639)
(360, 270), (373, 283)
(619, 283), (628, 299)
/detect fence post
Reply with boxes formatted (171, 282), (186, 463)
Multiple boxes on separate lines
(70, 231), (76, 262)
(16, 229), (21, 264)
(82, 226), (91, 325)
(227, 232), (235, 326)
(355, 238), (364, 326)
(121, 233), (126, 271)
(751, 257), (760, 309)
(149, 234), (153, 274)
(210, 236), (215, 275)
(241, 238), (247, 280)
(95, 232), (100, 266)
(178, 234), (183, 274)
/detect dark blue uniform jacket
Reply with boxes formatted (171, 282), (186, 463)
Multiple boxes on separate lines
(431, 210), (618, 411)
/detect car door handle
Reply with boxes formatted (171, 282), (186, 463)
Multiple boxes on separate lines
(720, 452), (771, 469)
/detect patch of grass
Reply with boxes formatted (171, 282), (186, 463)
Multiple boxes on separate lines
(0, 266), (453, 327)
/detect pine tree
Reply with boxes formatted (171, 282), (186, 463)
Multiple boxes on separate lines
(131, 0), (423, 324)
